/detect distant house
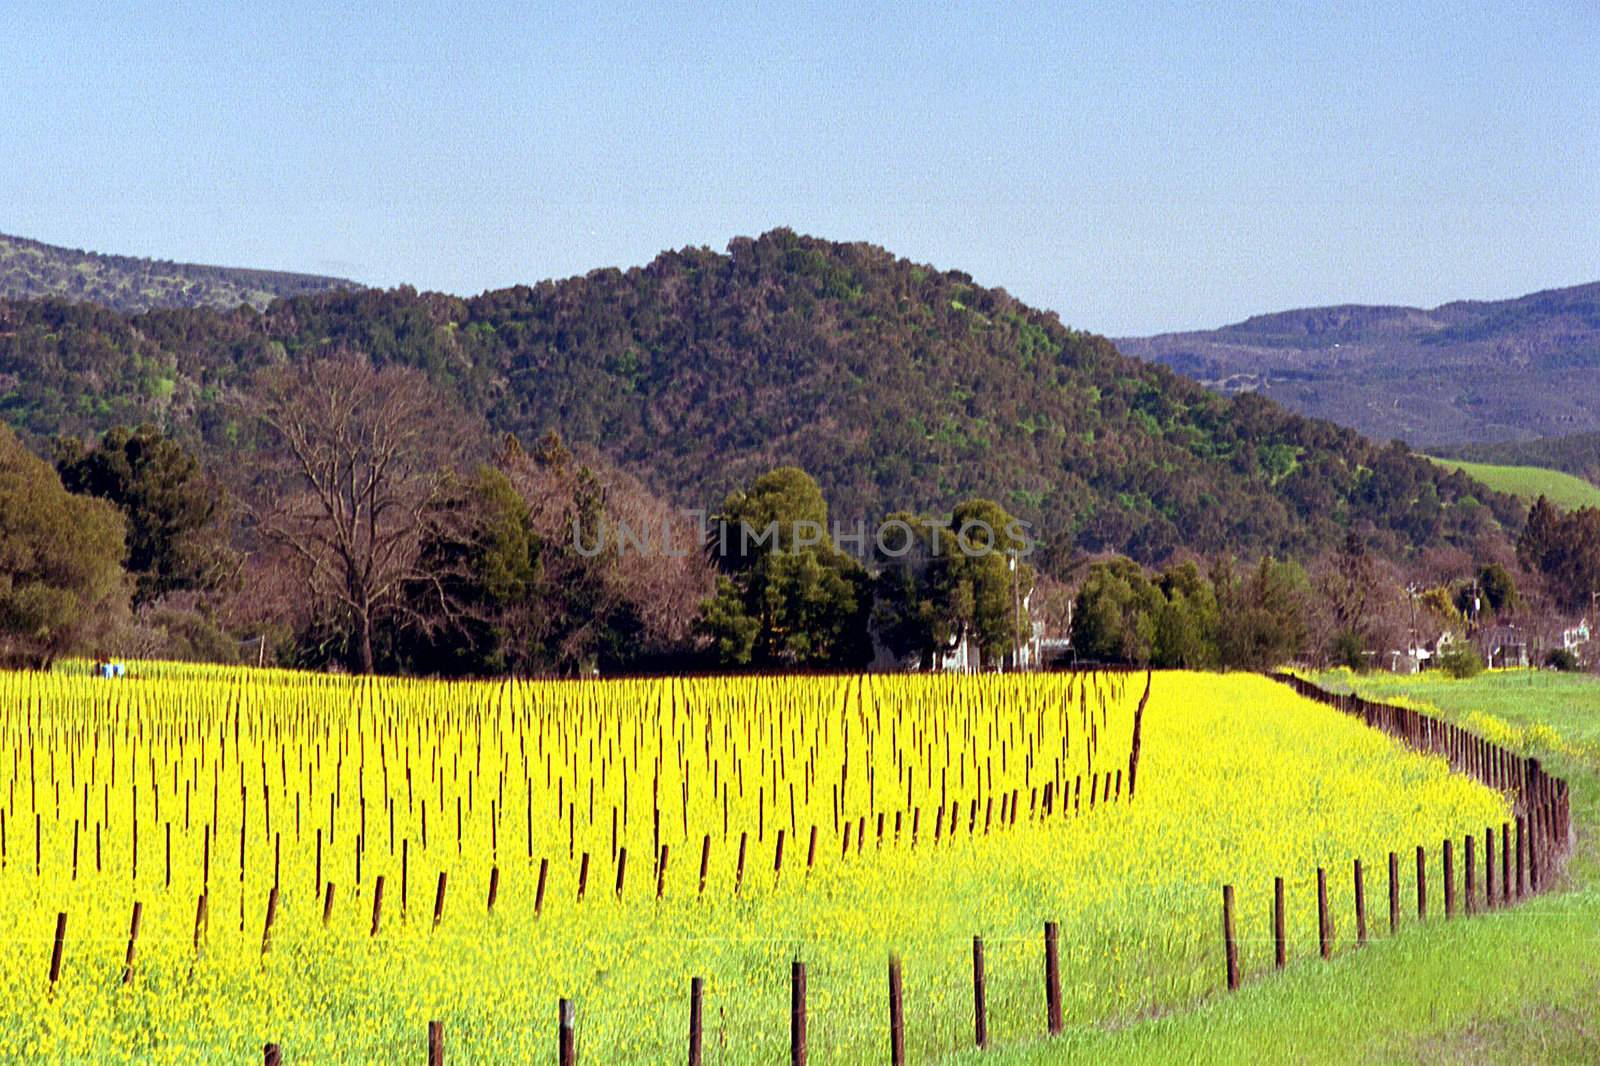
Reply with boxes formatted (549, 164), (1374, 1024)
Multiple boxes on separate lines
(1391, 631), (1453, 674)
(1561, 618), (1591, 665)
(1480, 624), (1528, 669)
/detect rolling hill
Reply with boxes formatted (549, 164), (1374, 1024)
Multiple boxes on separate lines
(0, 233), (360, 313)
(1425, 457), (1600, 512)
(0, 230), (1521, 569)
(1431, 430), (1600, 486)
(1117, 283), (1600, 448)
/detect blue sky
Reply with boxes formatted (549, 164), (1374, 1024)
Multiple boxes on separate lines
(3, 1), (1596, 334)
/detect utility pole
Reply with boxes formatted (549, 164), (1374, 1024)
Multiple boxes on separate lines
(1009, 555), (1021, 672)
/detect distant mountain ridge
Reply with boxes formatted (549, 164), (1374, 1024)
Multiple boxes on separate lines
(1118, 282), (1600, 447)
(0, 233), (360, 313)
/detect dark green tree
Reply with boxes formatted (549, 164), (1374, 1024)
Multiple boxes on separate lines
(53, 424), (225, 606)
(0, 424), (128, 668)
(699, 467), (871, 669)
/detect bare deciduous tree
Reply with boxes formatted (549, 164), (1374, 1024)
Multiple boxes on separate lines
(244, 355), (467, 673)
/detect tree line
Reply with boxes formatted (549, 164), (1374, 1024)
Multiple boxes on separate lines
(4, 351), (1594, 677)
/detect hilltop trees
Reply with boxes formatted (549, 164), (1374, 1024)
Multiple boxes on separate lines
(0, 424), (126, 668)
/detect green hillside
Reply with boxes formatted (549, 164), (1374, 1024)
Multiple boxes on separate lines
(1426, 456), (1600, 511)
(0, 233), (359, 313)
(0, 230), (1523, 569)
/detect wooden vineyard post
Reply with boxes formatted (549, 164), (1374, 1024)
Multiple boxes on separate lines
(1222, 886), (1239, 991)
(121, 901), (143, 985)
(1388, 852), (1399, 934)
(536, 858), (549, 916)
(433, 871), (448, 928)
(194, 894), (209, 955)
(791, 960), (808, 1066)
(972, 936), (988, 1048)
(615, 847), (627, 900)
(370, 876), (385, 937)
(488, 866), (500, 915)
(1416, 846), (1427, 920)
(1044, 921), (1063, 1034)
(577, 853), (590, 902)
(429, 1019), (444, 1066)
(263, 1042), (281, 1066)
(688, 976), (704, 1066)
(1443, 840), (1455, 919)
(888, 955), (905, 1066)
(1317, 868), (1331, 960)
(1273, 877), (1286, 969)
(261, 886), (280, 957)
(558, 999), (575, 1066)
(49, 912), (66, 987)
(323, 883), (336, 927)
(1354, 859), (1367, 945)
(698, 835), (711, 895)
(658, 846), (670, 900)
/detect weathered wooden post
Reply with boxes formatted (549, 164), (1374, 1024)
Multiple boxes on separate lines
(1222, 885), (1239, 990)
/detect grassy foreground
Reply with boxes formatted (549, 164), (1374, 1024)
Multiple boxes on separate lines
(977, 669), (1600, 1065)
(1427, 456), (1600, 511)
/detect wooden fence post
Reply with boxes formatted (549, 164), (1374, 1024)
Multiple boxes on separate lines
(263, 1043), (281, 1066)
(972, 936), (988, 1048)
(889, 954), (905, 1066)
(1044, 921), (1062, 1034)
(1443, 840), (1455, 918)
(488, 865), (500, 914)
(1317, 867), (1331, 959)
(1416, 846), (1427, 920)
(1273, 877), (1286, 969)
(1388, 852), (1399, 934)
(1222, 885), (1239, 991)
(433, 871), (448, 928)
(322, 882), (336, 927)
(1500, 822), (1511, 906)
(558, 999), (575, 1066)
(1354, 859), (1367, 945)
(688, 976), (703, 1066)
(429, 1019), (444, 1066)
(1464, 835), (1476, 915)
(1515, 817), (1526, 898)
(792, 960), (808, 1066)
(1484, 827), (1495, 909)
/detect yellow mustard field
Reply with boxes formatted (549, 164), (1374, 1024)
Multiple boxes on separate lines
(0, 667), (1506, 1062)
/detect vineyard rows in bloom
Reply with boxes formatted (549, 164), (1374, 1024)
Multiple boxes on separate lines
(0, 666), (1508, 1062)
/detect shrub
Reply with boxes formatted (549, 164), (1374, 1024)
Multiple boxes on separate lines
(1545, 648), (1581, 672)
(1438, 642), (1485, 679)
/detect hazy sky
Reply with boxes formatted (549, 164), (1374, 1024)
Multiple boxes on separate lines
(4, 1), (1596, 335)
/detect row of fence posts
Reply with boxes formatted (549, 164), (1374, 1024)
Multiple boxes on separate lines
(79, 674), (1579, 1062)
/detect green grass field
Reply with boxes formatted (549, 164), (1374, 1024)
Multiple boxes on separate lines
(1428, 456), (1600, 511)
(980, 668), (1600, 1065)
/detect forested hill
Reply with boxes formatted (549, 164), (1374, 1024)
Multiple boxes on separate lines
(1118, 282), (1600, 447)
(0, 233), (359, 313)
(0, 230), (1520, 568)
